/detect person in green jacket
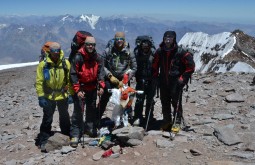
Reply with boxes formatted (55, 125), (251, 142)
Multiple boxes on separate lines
(35, 42), (74, 152)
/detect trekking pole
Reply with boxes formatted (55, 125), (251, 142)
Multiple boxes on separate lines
(170, 89), (182, 140)
(145, 80), (156, 132)
(145, 100), (155, 132)
(81, 96), (86, 148)
(185, 84), (189, 103)
(98, 95), (101, 127)
(156, 79), (159, 98)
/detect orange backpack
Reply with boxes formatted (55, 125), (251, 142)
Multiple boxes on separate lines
(39, 41), (54, 62)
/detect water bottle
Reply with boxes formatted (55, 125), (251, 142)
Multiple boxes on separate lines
(43, 68), (50, 80)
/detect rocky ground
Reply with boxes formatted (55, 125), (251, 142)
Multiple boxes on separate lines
(0, 65), (255, 165)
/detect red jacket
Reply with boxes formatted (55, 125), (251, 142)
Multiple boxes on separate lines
(70, 47), (105, 92)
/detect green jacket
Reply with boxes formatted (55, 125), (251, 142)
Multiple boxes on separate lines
(36, 50), (74, 100)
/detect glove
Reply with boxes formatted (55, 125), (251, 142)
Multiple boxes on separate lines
(108, 74), (120, 86)
(178, 77), (186, 88)
(98, 88), (104, 96)
(122, 74), (129, 84)
(67, 95), (73, 104)
(118, 81), (123, 88)
(38, 96), (49, 108)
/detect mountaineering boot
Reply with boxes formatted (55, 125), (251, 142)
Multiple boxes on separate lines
(171, 124), (181, 133)
(172, 116), (182, 133)
(70, 137), (79, 148)
(160, 122), (172, 131)
(133, 118), (140, 126)
(170, 117), (181, 140)
(160, 117), (172, 131)
(40, 144), (47, 153)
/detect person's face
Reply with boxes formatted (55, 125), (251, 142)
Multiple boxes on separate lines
(115, 37), (125, 48)
(142, 43), (150, 54)
(85, 42), (96, 53)
(50, 48), (60, 62)
(164, 37), (174, 48)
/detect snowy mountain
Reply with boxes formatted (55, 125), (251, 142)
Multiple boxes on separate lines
(0, 14), (255, 68)
(179, 30), (255, 73)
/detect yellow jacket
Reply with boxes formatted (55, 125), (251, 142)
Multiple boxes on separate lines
(36, 50), (74, 100)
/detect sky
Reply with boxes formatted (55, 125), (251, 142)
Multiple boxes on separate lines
(1, 0), (255, 25)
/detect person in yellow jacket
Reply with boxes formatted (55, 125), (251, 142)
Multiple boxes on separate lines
(35, 42), (74, 152)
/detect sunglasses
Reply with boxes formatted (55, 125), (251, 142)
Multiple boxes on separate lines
(85, 42), (96, 47)
(115, 37), (124, 41)
(50, 48), (61, 53)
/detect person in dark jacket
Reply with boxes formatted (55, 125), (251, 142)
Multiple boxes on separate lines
(152, 30), (195, 132)
(69, 36), (105, 148)
(133, 38), (156, 127)
(99, 32), (137, 119)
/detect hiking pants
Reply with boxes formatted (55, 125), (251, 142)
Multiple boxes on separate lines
(70, 89), (97, 138)
(134, 79), (156, 121)
(39, 98), (70, 145)
(160, 79), (183, 124)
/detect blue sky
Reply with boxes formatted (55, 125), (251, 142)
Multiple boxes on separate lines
(1, 0), (255, 24)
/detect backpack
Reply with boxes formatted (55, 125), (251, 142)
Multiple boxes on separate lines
(39, 41), (54, 62)
(68, 31), (93, 63)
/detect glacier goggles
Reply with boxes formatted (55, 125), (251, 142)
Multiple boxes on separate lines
(50, 48), (61, 54)
(115, 37), (124, 41)
(85, 42), (96, 47)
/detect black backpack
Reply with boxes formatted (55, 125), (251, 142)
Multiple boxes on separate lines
(68, 31), (93, 63)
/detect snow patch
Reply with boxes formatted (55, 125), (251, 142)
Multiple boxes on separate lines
(79, 14), (100, 29)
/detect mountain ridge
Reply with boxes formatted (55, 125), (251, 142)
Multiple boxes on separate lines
(0, 14), (255, 73)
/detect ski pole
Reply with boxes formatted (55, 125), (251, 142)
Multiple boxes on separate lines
(145, 80), (157, 132)
(172, 89), (183, 130)
(98, 94), (101, 127)
(145, 100), (155, 132)
(81, 96), (86, 148)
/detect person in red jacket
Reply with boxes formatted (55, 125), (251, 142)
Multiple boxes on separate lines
(69, 36), (105, 148)
(152, 30), (195, 132)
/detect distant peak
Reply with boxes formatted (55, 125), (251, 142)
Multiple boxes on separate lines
(79, 14), (100, 29)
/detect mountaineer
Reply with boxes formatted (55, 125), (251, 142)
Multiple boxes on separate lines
(69, 36), (105, 148)
(133, 35), (157, 127)
(35, 42), (74, 152)
(152, 30), (195, 132)
(99, 32), (137, 119)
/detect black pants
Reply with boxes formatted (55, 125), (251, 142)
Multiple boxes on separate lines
(70, 90), (98, 138)
(160, 79), (183, 124)
(134, 79), (156, 121)
(38, 98), (70, 145)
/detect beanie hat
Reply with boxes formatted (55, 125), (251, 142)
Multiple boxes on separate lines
(49, 42), (61, 53)
(49, 42), (61, 50)
(85, 36), (96, 43)
(163, 31), (176, 39)
(115, 32), (125, 39)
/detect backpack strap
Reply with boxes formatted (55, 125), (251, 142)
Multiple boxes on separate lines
(42, 57), (69, 98)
